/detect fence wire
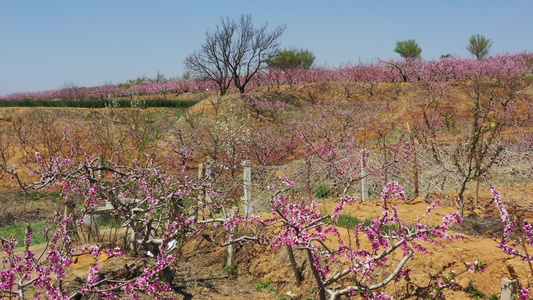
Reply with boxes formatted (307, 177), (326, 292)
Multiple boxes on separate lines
(248, 146), (533, 212)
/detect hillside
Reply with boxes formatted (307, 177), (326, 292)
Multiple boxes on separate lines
(1, 77), (533, 299)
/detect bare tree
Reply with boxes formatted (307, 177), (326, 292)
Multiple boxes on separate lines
(418, 80), (509, 217)
(184, 14), (285, 95)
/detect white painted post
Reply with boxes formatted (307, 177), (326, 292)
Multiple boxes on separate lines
(361, 149), (368, 201)
(97, 155), (104, 179)
(501, 278), (518, 300)
(242, 160), (252, 217)
(98, 155), (113, 208)
(198, 163), (205, 180)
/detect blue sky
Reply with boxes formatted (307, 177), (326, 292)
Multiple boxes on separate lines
(1, 0), (532, 96)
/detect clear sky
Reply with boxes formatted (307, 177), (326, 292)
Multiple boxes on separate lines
(1, 0), (532, 96)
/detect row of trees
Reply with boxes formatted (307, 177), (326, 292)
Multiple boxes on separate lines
(394, 34), (494, 60)
(2, 52), (530, 101)
(184, 13), (499, 95)
(0, 13), (520, 101)
(0, 79), (219, 102)
(0, 13), (502, 102)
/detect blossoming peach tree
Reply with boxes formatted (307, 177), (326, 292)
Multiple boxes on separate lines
(1, 153), (213, 299)
(492, 186), (532, 299)
(220, 181), (465, 300)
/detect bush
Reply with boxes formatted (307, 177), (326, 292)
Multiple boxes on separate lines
(333, 214), (365, 228)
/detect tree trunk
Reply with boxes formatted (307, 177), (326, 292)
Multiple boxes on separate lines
(474, 179), (480, 209)
(458, 182), (467, 218)
(307, 249), (326, 300)
(226, 210), (238, 273)
(286, 246), (302, 285)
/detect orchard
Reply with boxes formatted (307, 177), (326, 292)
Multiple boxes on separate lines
(0, 52), (533, 299)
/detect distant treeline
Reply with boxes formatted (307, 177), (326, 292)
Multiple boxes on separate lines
(2, 52), (532, 102)
(0, 98), (200, 109)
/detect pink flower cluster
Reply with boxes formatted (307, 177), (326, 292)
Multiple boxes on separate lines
(464, 260), (488, 273)
(491, 185), (533, 258)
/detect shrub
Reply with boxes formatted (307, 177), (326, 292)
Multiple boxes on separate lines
(314, 183), (330, 198)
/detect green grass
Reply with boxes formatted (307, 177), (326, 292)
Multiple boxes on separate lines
(333, 213), (419, 234)
(465, 280), (486, 299)
(256, 278), (280, 295)
(96, 212), (123, 228)
(15, 190), (61, 202)
(0, 98), (200, 109)
(256, 278), (272, 290)
(0, 222), (53, 246)
(334, 214), (370, 229)
(314, 183), (331, 199)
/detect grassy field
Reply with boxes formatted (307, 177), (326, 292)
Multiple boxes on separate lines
(0, 222), (53, 246)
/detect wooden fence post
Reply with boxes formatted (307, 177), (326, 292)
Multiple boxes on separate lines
(382, 140), (388, 185)
(361, 149), (368, 201)
(205, 164), (213, 219)
(205, 165), (212, 204)
(406, 123), (419, 199)
(197, 163), (205, 221)
(242, 160), (252, 217)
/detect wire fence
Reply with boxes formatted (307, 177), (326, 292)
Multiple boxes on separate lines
(247, 145), (533, 212)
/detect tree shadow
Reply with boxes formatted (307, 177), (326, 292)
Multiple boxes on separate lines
(403, 262), (456, 298)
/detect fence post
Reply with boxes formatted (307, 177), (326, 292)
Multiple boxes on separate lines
(63, 196), (75, 241)
(361, 149), (368, 201)
(412, 147), (419, 199)
(242, 160), (252, 217)
(97, 155), (104, 179)
(205, 164), (212, 205)
(98, 155), (112, 208)
(407, 123), (419, 199)
(198, 163), (205, 179)
(205, 164), (213, 219)
(382, 140), (388, 185)
(197, 164), (205, 220)
(500, 278), (517, 300)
